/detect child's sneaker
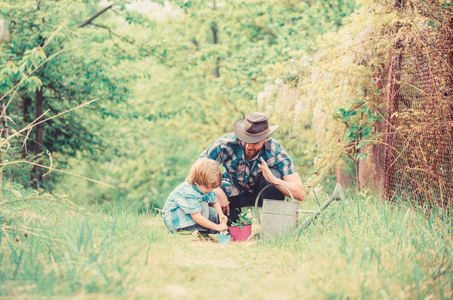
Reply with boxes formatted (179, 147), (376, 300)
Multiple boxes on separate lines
(193, 230), (217, 242)
(207, 233), (218, 242)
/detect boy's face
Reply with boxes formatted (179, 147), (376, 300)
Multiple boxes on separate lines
(195, 183), (214, 194)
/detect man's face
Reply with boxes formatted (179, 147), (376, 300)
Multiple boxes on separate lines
(242, 137), (268, 159)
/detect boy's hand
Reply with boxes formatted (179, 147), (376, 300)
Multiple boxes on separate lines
(219, 214), (228, 225)
(217, 223), (228, 232)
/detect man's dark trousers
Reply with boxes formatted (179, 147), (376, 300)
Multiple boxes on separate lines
(222, 168), (285, 226)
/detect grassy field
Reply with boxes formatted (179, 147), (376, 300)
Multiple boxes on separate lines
(1, 184), (452, 299)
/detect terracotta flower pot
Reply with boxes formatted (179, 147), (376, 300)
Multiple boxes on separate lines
(228, 224), (252, 241)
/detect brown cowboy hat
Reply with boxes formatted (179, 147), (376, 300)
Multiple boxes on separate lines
(233, 112), (279, 144)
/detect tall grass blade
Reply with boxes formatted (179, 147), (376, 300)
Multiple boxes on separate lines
(398, 208), (411, 249)
(12, 249), (24, 279)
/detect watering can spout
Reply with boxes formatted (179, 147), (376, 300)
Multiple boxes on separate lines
(298, 183), (345, 232)
(316, 183), (344, 213)
(331, 183), (344, 202)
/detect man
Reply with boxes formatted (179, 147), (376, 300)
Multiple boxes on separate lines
(200, 112), (305, 224)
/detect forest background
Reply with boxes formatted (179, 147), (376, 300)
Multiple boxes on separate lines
(2, 0), (452, 210)
(1, 0), (359, 209)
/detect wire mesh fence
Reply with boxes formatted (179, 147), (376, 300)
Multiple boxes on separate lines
(375, 9), (453, 206)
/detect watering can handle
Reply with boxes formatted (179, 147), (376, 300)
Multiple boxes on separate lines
(254, 183), (295, 226)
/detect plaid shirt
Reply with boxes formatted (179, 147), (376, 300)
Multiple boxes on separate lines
(200, 133), (296, 197)
(162, 182), (217, 233)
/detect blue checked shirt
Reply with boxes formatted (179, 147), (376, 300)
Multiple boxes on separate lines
(162, 182), (217, 233)
(200, 133), (296, 197)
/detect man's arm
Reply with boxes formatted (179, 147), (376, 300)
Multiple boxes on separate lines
(258, 157), (305, 201)
(213, 188), (230, 215)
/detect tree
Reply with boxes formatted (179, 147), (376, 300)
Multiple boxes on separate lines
(0, 0), (144, 187)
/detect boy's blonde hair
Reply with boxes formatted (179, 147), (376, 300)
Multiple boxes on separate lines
(186, 158), (222, 189)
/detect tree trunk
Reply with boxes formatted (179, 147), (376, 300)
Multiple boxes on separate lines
(0, 93), (6, 201)
(31, 87), (44, 188)
(22, 95), (32, 157)
(211, 22), (220, 78)
(211, 0), (220, 78)
(0, 94), (8, 139)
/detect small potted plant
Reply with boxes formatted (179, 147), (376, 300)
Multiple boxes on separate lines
(228, 209), (253, 241)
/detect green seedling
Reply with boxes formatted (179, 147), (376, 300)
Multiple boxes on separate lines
(230, 209), (252, 230)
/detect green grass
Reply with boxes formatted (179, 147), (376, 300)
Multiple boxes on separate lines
(0, 183), (452, 299)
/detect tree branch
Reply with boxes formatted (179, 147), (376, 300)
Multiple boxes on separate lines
(78, 4), (113, 28)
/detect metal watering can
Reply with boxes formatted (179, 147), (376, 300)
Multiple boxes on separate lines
(254, 183), (345, 239)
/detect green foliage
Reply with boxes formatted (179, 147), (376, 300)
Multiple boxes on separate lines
(0, 46), (45, 93)
(335, 99), (383, 158)
(230, 209), (253, 229)
(0, 0), (144, 186)
(0, 139), (40, 185)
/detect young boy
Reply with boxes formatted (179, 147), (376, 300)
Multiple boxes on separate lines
(162, 158), (228, 234)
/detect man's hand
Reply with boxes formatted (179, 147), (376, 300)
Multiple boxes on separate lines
(214, 187), (230, 215)
(258, 157), (306, 201)
(258, 157), (278, 184)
